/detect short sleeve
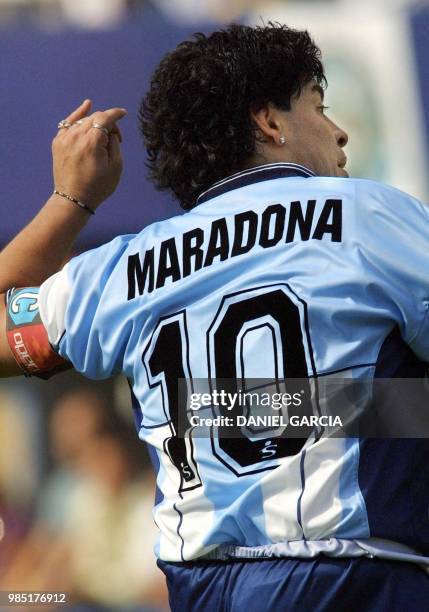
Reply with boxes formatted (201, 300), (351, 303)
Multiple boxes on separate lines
(39, 234), (135, 379)
(356, 181), (429, 360)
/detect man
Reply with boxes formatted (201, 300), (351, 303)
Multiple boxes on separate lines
(1, 24), (429, 611)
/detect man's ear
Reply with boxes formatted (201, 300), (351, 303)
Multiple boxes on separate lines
(251, 104), (286, 147)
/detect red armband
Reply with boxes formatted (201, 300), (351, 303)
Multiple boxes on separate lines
(5, 287), (70, 379)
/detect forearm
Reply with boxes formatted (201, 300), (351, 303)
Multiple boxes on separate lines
(0, 193), (90, 292)
(0, 100), (125, 295)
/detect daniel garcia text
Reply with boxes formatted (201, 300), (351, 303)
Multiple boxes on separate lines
(189, 415), (343, 428)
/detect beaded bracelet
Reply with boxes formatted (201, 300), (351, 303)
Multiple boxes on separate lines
(53, 189), (95, 215)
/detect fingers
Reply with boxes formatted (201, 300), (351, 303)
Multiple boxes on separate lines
(62, 108), (126, 144)
(65, 99), (92, 124)
(109, 124), (123, 143)
(58, 105), (126, 136)
(84, 109), (127, 150)
(54, 105), (127, 158)
(84, 108), (127, 133)
(107, 133), (122, 165)
(85, 122), (123, 142)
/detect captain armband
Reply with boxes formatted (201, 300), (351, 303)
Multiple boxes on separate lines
(5, 287), (70, 379)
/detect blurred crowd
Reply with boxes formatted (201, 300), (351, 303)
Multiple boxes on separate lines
(0, 0), (423, 30)
(0, 0), (415, 30)
(0, 0), (255, 29)
(0, 376), (168, 611)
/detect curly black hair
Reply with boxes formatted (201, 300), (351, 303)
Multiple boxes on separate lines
(139, 23), (326, 210)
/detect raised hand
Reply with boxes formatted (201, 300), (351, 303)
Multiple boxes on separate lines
(52, 100), (127, 211)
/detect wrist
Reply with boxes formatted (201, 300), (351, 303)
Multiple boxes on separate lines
(48, 193), (92, 231)
(52, 176), (109, 212)
(52, 189), (95, 215)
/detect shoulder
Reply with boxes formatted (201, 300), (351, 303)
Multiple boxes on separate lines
(353, 179), (428, 228)
(122, 210), (190, 251)
(56, 234), (138, 300)
(69, 233), (137, 270)
(306, 176), (415, 199)
(343, 177), (421, 207)
(65, 211), (191, 286)
(308, 177), (426, 218)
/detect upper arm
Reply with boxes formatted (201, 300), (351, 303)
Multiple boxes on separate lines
(0, 287), (70, 379)
(0, 233), (133, 380)
(40, 235), (133, 379)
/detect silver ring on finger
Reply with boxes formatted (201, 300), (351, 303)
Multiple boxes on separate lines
(57, 119), (72, 129)
(91, 122), (110, 136)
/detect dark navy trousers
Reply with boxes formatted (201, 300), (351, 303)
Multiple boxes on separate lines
(159, 556), (429, 612)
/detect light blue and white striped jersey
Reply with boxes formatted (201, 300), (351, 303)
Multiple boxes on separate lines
(39, 163), (429, 563)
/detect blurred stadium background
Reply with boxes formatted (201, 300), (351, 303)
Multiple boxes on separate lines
(0, 0), (428, 610)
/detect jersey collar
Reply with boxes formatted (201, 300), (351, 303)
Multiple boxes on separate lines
(196, 162), (315, 206)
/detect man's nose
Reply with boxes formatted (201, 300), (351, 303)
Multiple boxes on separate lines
(335, 124), (349, 148)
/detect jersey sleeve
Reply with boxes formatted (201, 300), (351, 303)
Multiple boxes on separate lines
(39, 234), (134, 379)
(356, 181), (429, 360)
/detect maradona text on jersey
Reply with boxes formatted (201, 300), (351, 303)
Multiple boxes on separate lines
(127, 197), (342, 298)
